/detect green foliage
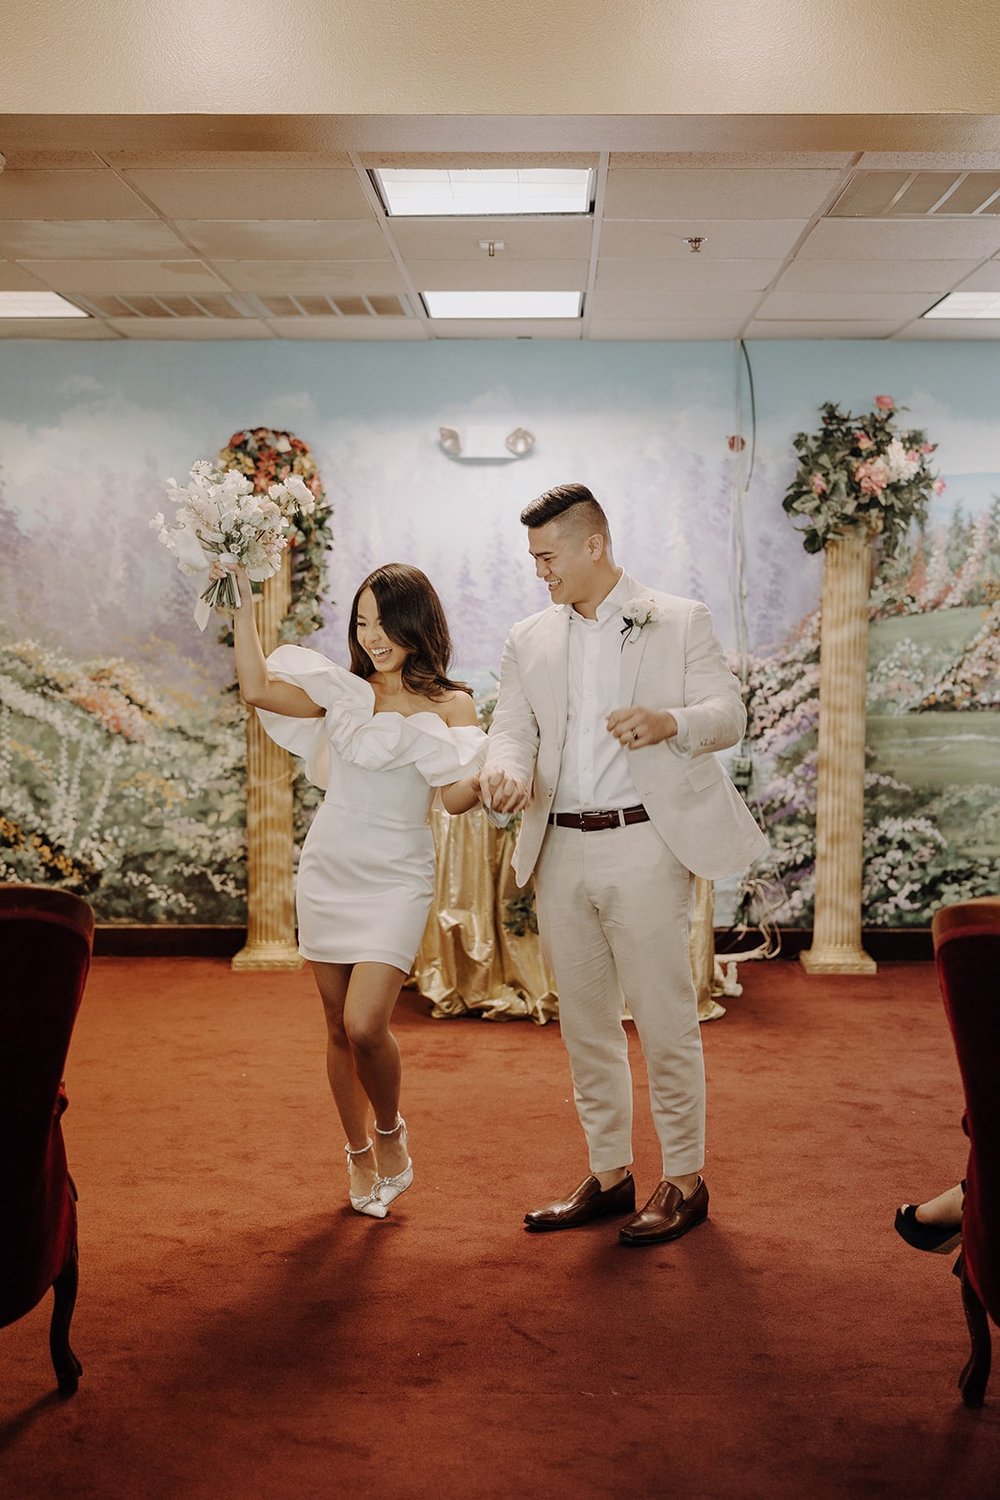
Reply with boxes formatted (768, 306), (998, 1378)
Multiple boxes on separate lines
(783, 398), (939, 559)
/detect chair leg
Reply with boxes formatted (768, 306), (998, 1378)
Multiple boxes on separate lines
(50, 1244), (83, 1396)
(953, 1251), (991, 1408)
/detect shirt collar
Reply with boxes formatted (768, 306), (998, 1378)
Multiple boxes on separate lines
(562, 568), (630, 623)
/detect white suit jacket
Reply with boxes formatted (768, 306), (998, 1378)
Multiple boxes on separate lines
(485, 575), (770, 887)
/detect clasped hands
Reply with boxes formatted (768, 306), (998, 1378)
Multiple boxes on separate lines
(480, 707), (677, 815)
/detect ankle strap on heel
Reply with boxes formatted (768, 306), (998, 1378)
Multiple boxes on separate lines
(375, 1116), (406, 1137)
(345, 1140), (375, 1158)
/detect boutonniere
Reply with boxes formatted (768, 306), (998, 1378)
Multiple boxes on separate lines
(619, 597), (663, 649)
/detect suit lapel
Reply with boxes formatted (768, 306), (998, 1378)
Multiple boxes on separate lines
(618, 623), (650, 706)
(545, 608), (570, 743)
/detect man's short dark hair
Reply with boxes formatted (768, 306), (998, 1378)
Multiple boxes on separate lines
(520, 483), (610, 540)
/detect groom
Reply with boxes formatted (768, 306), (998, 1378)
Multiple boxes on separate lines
(481, 484), (768, 1244)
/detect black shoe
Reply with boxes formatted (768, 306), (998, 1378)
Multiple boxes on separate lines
(894, 1203), (962, 1254)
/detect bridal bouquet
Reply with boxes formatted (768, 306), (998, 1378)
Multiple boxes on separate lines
(151, 461), (316, 629)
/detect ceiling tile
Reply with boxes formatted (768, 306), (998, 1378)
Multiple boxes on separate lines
(0, 260), (50, 291)
(105, 151), (355, 169)
(755, 290), (934, 321)
(106, 318), (276, 340)
(586, 290), (761, 320)
(389, 218), (592, 261)
(775, 258), (982, 292)
(799, 217), (1000, 260)
(0, 151), (108, 169)
(0, 220), (195, 259)
(216, 260), (408, 294)
(410, 259), (589, 291)
(596, 258), (782, 292)
(858, 152), (1000, 171)
(21, 259), (229, 294)
(0, 170), (157, 220)
(265, 317), (428, 340)
(428, 319), (582, 339)
(598, 219), (809, 259)
(587, 320), (745, 339)
(609, 153), (855, 169)
(176, 220), (391, 260)
(603, 169), (845, 221)
(744, 320), (902, 339)
(123, 169), (375, 221)
(0, 318), (121, 339)
(952, 261), (1000, 293)
(892, 318), (1000, 340)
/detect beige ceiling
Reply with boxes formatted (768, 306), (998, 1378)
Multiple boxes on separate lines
(2, 123), (1000, 342)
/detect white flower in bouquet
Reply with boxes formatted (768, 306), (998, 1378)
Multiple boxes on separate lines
(150, 460), (317, 630)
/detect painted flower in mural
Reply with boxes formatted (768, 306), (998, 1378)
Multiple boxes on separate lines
(151, 460), (316, 629)
(783, 397), (941, 557)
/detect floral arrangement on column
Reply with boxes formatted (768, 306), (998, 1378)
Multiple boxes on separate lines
(217, 427), (333, 639)
(782, 395), (944, 558)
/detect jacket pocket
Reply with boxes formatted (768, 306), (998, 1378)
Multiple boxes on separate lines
(686, 754), (723, 792)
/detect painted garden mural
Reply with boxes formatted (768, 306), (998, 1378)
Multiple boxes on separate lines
(1, 340), (997, 928)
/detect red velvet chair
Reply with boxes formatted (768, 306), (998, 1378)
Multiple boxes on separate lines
(0, 884), (93, 1395)
(932, 895), (1000, 1407)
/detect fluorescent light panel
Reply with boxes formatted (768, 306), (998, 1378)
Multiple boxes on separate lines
(374, 168), (593, 217)
(923, 291), (1000, 319)
(0, 291), (88, 318)
(422, 290), (583, 320)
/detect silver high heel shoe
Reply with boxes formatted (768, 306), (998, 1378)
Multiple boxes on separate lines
(345, 1140), (388, 1219)
(375, 1116), (413, 1206)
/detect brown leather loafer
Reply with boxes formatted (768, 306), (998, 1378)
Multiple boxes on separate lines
(618, 1177), (708, 1245)
(524, 1172), (635, 1232)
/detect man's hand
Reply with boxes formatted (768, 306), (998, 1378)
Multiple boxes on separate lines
(607, 706), (677, 750)
(479, 765), (531, 815)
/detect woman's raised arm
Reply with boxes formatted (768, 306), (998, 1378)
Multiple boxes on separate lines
(217, 561), (323, 718)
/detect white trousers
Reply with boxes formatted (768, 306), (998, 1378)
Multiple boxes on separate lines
(534, 819), (704, 1177)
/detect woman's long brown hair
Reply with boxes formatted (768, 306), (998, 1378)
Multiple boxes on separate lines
(348, 563), (471, 700)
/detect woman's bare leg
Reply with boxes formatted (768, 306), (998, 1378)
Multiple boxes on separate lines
(343, 962), (410, 1179)
(311, 959), (410, 1187)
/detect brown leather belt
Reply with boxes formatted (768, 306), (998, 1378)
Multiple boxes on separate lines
(548, 805), (650, 832)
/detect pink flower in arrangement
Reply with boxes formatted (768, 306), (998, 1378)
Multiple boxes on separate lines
(874, 395), (895, 410)
(906, 449), (920, 464)
(854, 457), (890, 495)
(854, 431), (874, 449)
(811, 473), (827, 495)
(933, 478), (947, 495)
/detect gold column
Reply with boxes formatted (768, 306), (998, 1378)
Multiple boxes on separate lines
(801, 526), (877, 976)
(231, 551), (303, 971)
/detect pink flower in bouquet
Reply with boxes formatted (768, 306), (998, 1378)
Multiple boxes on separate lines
(933, 478), (947, 495)
(874, 395), (895, 410)
(854, 431), (873, 450)
(921, 442), (936, 454)
(854, 457), (890, 495)
(810, 473), (827, 496)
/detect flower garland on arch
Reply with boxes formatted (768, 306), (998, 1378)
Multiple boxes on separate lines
(783, 395), (944, 560)
(217, 426), (333, 640)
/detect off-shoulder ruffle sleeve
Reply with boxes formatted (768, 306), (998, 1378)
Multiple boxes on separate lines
(256, 644), (486, 789)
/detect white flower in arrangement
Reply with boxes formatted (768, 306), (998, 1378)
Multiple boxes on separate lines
(619, 597), (663, 646)
(150, 460), (317, 630)
(883, 437), (922, 486)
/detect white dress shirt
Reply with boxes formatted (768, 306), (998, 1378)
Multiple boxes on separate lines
(553, 570), (690, 814)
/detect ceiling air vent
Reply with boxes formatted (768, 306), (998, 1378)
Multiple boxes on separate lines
(74, 293), (256, 319)
(830, 171), (1000, 218)
(255, 293), (410, 318)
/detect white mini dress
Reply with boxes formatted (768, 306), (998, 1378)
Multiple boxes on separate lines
(257, 645), (487, 971)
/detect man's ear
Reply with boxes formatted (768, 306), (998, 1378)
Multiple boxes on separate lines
(587, 532), (605, 560)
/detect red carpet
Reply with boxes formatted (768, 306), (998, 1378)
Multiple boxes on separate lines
(2, 958), (998, 1499)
